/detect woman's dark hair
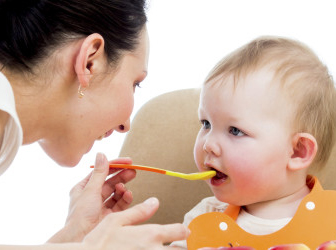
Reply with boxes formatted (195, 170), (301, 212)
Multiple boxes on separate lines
(0, 0), (147, 72)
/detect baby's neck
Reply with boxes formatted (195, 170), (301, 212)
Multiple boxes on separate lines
(243, 184), (310, 219)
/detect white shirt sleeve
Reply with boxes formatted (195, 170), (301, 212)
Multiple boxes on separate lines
(0, 73), (23, 175)
(170, 196), (228, 249)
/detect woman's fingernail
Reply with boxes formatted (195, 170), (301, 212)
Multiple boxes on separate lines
(144, 197), (159, 207)
(95, 152), (104, 166)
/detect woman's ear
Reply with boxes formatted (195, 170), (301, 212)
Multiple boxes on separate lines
(288, 133), (318, 171)
(74, 33), (105, 88)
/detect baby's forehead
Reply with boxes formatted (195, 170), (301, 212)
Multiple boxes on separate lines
(202, 67), (295, 111)
(204, 66), (284, 91)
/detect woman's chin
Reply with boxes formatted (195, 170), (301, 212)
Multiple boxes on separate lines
(41, 146), (82, 167)
(50, 152), (82, 167)
(39, 140), (91, 167)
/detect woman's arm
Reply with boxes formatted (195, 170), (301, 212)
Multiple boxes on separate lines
(0, 197), (189, 250)
(1, 153), (189, 249)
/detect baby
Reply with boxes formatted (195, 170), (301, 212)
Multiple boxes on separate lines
(172, 36), (336, 249)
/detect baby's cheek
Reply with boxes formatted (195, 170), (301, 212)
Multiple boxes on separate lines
(228, 157), (252, 176)
(229, 160), (260, 190)
(193, 141), (205, 170)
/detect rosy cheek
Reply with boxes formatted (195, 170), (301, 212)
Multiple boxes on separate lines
(228, 151), (258, 175)
(226, 157), (260, 189)
(226, 157), (246, 174)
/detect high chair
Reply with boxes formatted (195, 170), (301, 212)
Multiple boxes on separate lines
(119, 88), (336, 225)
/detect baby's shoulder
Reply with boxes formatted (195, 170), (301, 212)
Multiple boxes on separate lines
(198, 196), (228, 213)
(183, 196), (228, 226)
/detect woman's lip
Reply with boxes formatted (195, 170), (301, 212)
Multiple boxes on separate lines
(97, 130), (114, 141)
(104, 129), (113, 138)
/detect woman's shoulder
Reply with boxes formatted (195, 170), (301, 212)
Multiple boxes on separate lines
(0, 111), (9, 142)
(0, 72), (23, 175)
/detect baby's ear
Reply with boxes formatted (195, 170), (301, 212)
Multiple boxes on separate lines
(288, 133), (318, 171)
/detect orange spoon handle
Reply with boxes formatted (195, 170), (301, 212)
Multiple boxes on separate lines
(90, 164), (167, 175)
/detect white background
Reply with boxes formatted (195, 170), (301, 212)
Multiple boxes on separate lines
(0, 0), (336, 245)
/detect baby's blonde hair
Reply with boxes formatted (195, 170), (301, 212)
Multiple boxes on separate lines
(205, 36), (336, 170)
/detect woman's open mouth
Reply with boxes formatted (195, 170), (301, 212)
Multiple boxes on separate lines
(210, 168), (228, 186)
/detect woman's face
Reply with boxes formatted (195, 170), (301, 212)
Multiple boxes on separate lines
(39, 28), (149, 166)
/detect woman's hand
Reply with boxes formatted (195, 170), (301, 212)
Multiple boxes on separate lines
(82, 197), (190, 249)
(48, 152), (136, 243)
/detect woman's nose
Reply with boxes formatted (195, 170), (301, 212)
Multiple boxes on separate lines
(116, 119), (130, 133)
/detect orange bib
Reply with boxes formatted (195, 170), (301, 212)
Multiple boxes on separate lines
(187, 176), (336, 249)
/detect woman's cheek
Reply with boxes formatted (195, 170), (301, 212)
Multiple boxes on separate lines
(118, 95), (134, 122)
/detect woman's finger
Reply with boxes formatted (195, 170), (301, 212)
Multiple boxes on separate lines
(151, 223), (190, 244)
(107, 189), (133, 212)
(112, 197), (189, 242)
(106, 157), (133, 174)
(112, 183), (126, 201)
(102, 182), (127, 209)
(101, 169), (136, 201)
(113, 197), (160, 225)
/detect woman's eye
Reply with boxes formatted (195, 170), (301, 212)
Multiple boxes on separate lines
(229, 126), (245, 136)
(201, 120), (211, 129)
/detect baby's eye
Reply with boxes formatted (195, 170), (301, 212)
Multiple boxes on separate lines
(201, 120), (211, 130)
(229, 126), (245, 136)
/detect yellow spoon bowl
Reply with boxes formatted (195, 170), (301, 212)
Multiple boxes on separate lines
(91, 164), (216, 181)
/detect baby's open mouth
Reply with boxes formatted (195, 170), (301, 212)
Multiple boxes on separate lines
(210, 168), (228, 186)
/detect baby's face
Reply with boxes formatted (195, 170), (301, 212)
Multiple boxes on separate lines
(194, 69), (295, 206)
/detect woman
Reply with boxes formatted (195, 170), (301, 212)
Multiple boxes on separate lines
(0, 0), (188, 249)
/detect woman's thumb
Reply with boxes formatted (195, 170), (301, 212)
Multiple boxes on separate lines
(86, 152), (109, 189)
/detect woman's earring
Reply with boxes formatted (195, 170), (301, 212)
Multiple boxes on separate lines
(78, 86), (85, 98)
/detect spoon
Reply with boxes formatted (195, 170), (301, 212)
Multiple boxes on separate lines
(90, 164), (216, 181)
